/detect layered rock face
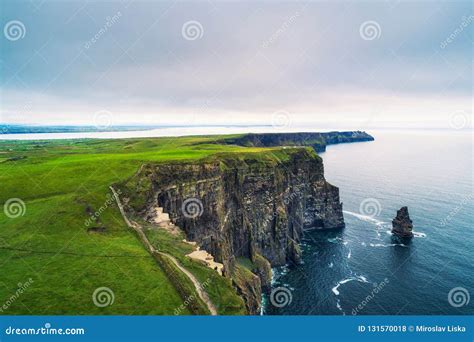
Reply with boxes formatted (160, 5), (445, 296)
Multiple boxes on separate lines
(125, 149), (343, 266)
(120, 149), (345, 313)
(392, 206), (414, 238)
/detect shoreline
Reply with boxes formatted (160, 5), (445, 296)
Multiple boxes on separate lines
(0, 127), (470, 141)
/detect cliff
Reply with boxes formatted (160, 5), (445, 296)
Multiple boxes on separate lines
(218, 131), (374, 152)
(118, 148), (344, 314)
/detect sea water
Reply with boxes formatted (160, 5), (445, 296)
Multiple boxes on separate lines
(265, 129), (473, 315)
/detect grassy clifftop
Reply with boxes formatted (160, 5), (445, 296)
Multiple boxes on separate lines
(0, 136), (306, 315)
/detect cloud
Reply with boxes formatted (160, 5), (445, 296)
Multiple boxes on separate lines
(0, 0), (471, 128)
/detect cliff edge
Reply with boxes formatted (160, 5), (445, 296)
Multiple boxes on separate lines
(118, 147), (344, 313)
(218, 131), (374, 152)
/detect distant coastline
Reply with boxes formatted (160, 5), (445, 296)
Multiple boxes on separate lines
(0, 124), (272, 135)
(0, 125), (469, 141)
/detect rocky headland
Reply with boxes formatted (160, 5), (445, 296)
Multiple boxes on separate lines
(117, 131), (374, 314)
(218, 131), (374, 152)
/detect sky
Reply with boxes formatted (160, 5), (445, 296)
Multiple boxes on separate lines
(0, 0), (472, 130)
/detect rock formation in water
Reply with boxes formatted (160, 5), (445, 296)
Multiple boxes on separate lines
(392, 206), (414, 238)
(118, 148), (345, 314)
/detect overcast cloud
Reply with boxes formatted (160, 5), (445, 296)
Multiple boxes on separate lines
(0, 0), (472, 129)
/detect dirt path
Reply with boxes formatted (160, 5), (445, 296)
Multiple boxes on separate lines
(159, 252), (217, 315)
(109, 186), (218, 315)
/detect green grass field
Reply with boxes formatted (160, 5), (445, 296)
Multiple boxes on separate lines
(0, 135), (297, 315)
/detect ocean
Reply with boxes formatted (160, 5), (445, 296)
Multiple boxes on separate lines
(264, 129), (473, 315)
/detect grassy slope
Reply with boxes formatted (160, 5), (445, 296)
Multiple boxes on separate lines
(0, 136), (296, 315)
(145, 227), (247, 315)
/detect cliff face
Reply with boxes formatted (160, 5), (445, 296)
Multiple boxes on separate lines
(219, 131), (374, 152)
(120, 148), (345, 313)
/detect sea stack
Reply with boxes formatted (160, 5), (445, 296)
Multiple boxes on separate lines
(392, 206), (414, 238)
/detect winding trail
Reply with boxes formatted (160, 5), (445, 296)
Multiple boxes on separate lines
(159, 252), (217, 315)
(109, 186), (218, 315)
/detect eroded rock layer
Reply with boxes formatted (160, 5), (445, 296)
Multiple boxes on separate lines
(119, 148), (345, 313)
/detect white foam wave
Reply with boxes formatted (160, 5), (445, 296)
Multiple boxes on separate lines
(335, 299), (343, 314)
(413, 231), (427, 238)
(343, 210), (386, 226)
(271, 265), (289, 285)
(385, 229), (426, 238)
(369, 243), (408, 248)
(328, 236), (350, 245)
(331, 275), (369, 296)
